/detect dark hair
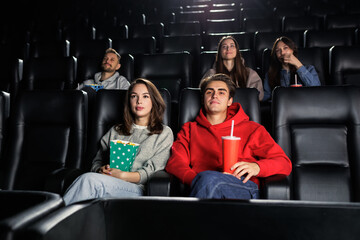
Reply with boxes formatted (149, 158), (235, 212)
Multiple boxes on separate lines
(268, 36), (298, 90)
(215, 36), (249, 88)
(199, 73), (236, 100)
(115, 78), (165, 135)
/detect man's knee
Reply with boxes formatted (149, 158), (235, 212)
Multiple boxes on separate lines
(192, 171), (224, 186)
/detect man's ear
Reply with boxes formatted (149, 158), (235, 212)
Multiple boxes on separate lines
(227, 97), (233, 106)
(115, 63), (121, 70)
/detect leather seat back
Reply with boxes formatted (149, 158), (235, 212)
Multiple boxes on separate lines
(2, 90), (87, 191)
(178, 88), (260, 131)
(273, 86), (360, 201)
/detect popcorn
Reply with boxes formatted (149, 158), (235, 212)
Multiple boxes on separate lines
(85, 84), (104, 91)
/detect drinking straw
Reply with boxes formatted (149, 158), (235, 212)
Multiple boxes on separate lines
(231, 120), (234, 137)
(295, 74), (298, 85)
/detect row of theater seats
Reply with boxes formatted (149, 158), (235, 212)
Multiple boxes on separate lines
(2, 44), (360, 106)
(3, 19), (360, 52)
(11, 0), (360, 29)
(2, 85), (360, 240)
(4, 11), (360, 42)
(3, 27), (360, 59)
(4, 196), (360, 240)
(1, 86), (359, 201)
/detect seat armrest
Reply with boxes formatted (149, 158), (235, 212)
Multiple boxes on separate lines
(45, 168), (85, 195)
(146, 170), (171, 196)
(261, 175), (290, 200)
(146, 170), (192, 197)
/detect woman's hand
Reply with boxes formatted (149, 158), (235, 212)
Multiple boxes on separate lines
(230, 161), (260, 183)
(99, 164), (112, 175)
(98, 164), (140, 183)
(99, 165), (125, 179)
(283, 53), (303, 69)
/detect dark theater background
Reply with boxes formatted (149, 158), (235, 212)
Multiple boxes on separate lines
(1, 0), (360, 239)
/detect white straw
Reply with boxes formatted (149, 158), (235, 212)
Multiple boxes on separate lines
(231, 120), (234, 137)
(295, 74), (298, 85)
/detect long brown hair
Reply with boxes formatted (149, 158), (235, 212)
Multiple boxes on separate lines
(215, 36), (249, 88)
(115, 78), (166, 135)
(268, 36), (298, 90)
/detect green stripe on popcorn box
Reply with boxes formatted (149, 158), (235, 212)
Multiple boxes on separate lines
(110, 140), (139, 172)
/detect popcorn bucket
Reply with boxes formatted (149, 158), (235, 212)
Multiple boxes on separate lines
(110, 140), (140, 172)
(85, 84), (104, 91)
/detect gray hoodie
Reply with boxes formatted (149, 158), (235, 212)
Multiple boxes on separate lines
(79, 72), (130, 90)
(91, 124), (174, 186)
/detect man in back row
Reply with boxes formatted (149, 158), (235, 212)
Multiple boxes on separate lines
(166, 73), (292, 199)
(78, 48), (130, 90)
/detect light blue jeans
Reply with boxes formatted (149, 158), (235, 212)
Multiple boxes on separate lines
(63, 172), (143, 205)
(189, 171), (259, 199)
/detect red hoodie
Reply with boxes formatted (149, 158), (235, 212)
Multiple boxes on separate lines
(165, 102), (292, 187)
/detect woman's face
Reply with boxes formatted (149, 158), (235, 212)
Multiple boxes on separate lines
(220, 38), (237, 60)
(129, 83), (153, 122)
(275, 41), (294, 63)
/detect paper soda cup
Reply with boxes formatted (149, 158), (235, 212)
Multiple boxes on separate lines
(222, 136), (241, 174)
(110, 140), (139, 172)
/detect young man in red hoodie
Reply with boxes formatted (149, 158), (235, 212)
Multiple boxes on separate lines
(165, 73), (292, 199)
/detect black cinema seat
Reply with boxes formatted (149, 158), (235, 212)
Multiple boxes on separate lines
(0, 91), (10, 176)
(165, 21), (202, 36)
(282, 16), (323, 32)
(204, 19), (240, 34)
(112, 37), (156, 56)
(18, 198), (360, 240)
(28, 40), (70, 59)
(0, 58), (22, 101)
(271, 86), (360, 201)
(329, 46), (360, 85)
(0, 190), (63, 240)
(0, 90), (87, 194)
(160, 35), (202, 85)
(70, 39), (112, 59)
(21, 56), (77, 90)
(160, 35), (202, 56)
(202, 32), (254, 51)
(304, 29), (355, 48)
(243, 18), (281, 33)
(325, 14), (360, 30)
(134, 52), (192, 105)
(95, 24), (128, 40)
(129, 23), (164, 50)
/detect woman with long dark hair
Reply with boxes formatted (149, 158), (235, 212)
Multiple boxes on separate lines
(202, 36), (264, 100)
(263, 36), (320, 101)
(63, 79), (173, 205)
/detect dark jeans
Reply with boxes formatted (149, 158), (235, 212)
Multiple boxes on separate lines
(189, 171), (259, 199)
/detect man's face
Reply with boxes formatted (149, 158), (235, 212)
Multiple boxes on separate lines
(203, 80), (233, 115)
(101, 52), (120, 72)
